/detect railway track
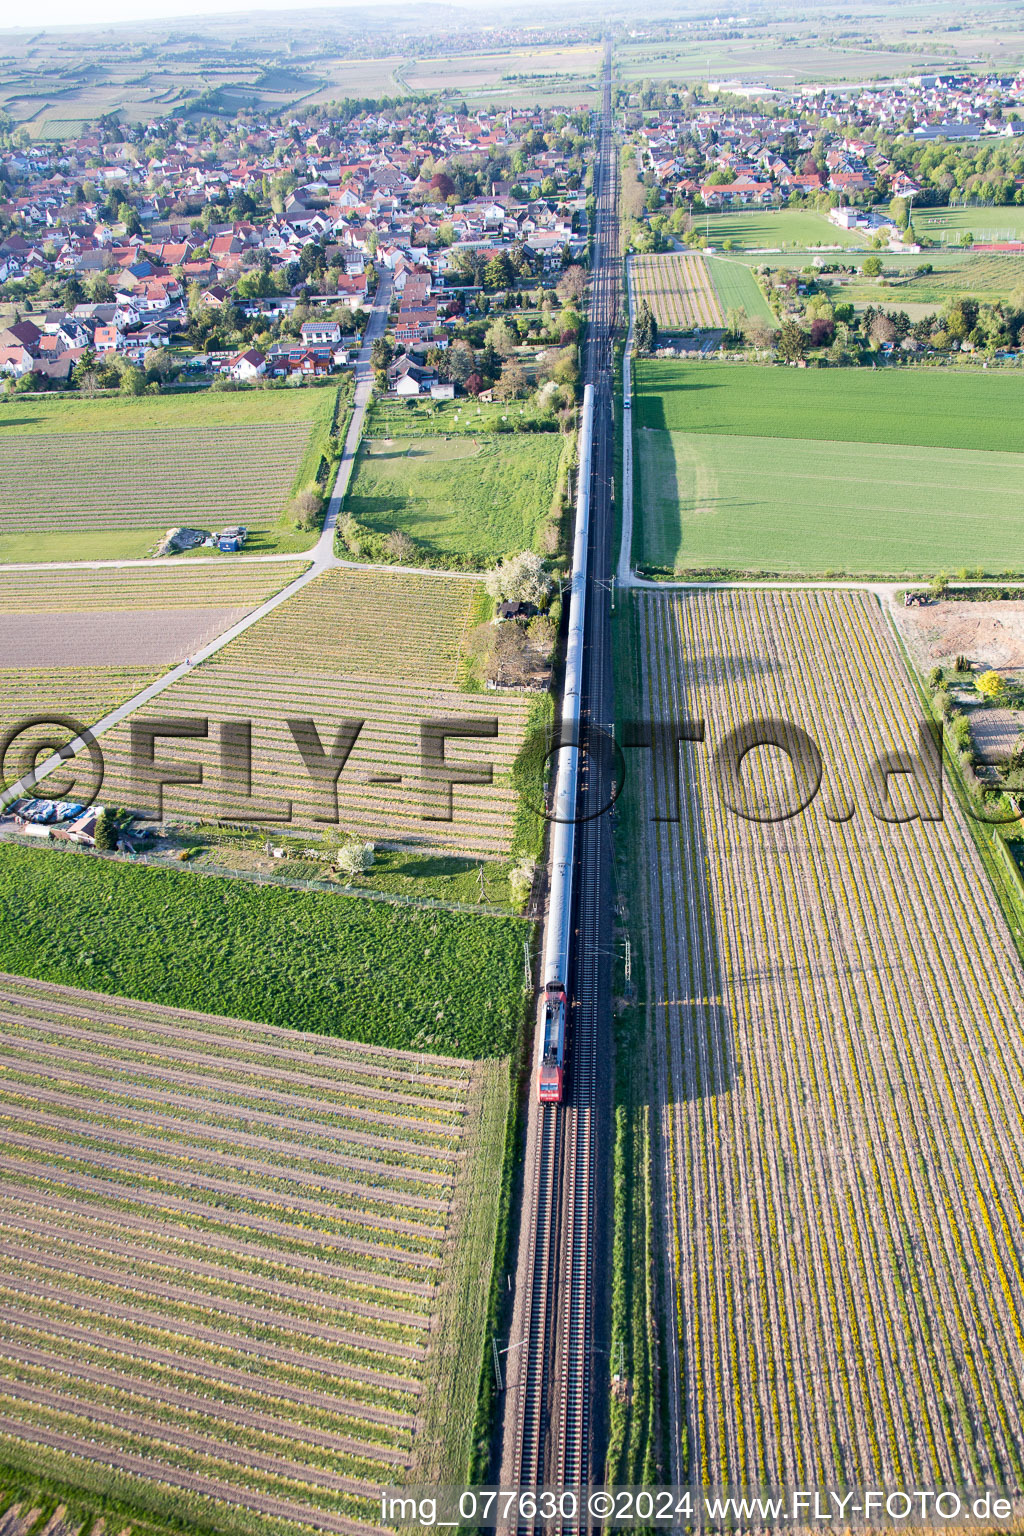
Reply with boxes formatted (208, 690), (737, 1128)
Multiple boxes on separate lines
(503, 41), (619, 1527)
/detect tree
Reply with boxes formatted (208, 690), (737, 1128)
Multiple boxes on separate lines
(722, 306), (747, 341)
(634, 298), (658, 355)
(776, 320), (807, 362)
(862, 255), (884, 278)
(117, 363), (146, 396)
(84, 272), (114, 302)
(485, 551), (552, 607)
(746, 318), (776, 351)
(289, 488), (322, 531)
(484, 252), (514, 290)
(485, 319), (517, 359)
(976, 670), (1005, 702)
(556, 265), (586, 305)
(448, 340), (475, 385)
(93, 810), (118, 851)
(486, 622), (532, 687)
(384, 530), (416, 563)
(509, 856), (536, 910)
(336, 841), (375, 875)
(494, 360), (528, 401)
(869, 313), (896, 347)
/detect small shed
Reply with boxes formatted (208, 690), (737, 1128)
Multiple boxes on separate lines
(497, 600), (540, 622)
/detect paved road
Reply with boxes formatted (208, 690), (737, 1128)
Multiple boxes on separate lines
(0, 275), (394, 811)
(315, 269), (391, 564)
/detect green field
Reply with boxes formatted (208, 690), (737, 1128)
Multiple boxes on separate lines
(635, 361), (1024, 452)
(616, 37), (962, 85)
(0, 842), (525, 1056)
(366, 399), (559, 437)
(637, 428), (1024, 574)
(705, 255), (776, 325)
(0, 387), (338, 562)
(916, 206), (1024, 241)
(827, 252), (1024, 305)
(699, 208), (863, 251)
(634, 361), (1024, 574)
(344, 434), (563, 565)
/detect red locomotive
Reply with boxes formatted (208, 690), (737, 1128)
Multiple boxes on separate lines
(537, 982), (567, 1104)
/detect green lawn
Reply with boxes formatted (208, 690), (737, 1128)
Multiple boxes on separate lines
(366, 398), (558, 436)
(0, 386), (328, 435)
(635, 361), (1024, 453)
(636, 427), (1024, 575)
(345, 433), (563, 564)
(0, 524), (320, 564)
(0, 842), (525, 1057)
(633, 361), (1024, 575)
(705, 255), (776, 325)
(699, 208), (863, 250)
(916, 207), (1024, 241)
(825, 253), (1024, 306)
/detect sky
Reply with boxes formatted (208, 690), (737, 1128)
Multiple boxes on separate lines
(3, 0), (419, 31)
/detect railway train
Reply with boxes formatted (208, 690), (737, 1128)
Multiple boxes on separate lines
(536, 382), (595, 1104)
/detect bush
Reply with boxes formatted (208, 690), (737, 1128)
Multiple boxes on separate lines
(976, 669), (1005, 701)
(485, 550), (553, 607)
(383, 530), (416, 563)
(508, 857), (536, 912)
(289, 487), (323, 531)
(335, 841), (375, 876)
(337, 513), (362, 555)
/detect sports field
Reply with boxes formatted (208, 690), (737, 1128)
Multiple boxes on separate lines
(630, 585), (1024, 1491)
(698, 209), (863, 251)
(916, 206), (1024, 242)
(633, 363), (1024, 573)
(344, 434), (563, 565)
(0, 973), (510, 1533)
(0, 390), (337, 562)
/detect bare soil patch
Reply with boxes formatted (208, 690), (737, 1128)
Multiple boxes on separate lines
(969, 705), (1022, 766)
(0, 607), (248, 667)
(888, 595), (1024, 671)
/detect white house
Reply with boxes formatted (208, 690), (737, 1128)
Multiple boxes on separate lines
(300, 319), (342, 345)
(228, 348), (267, 381)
